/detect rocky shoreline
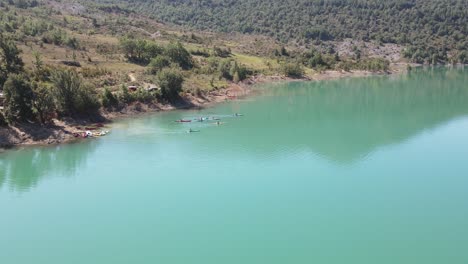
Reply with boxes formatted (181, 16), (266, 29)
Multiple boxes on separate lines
(0, 68), (402, 150)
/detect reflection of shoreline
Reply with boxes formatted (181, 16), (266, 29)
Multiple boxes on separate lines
(0, 141), (97, 192)
(182, 67), (468, 163)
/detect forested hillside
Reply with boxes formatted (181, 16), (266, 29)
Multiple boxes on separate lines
(92, 0), (468, 63)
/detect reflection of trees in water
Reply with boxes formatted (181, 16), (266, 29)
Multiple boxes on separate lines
(0, 142), (97, 192)
(196, 67), (468, 163)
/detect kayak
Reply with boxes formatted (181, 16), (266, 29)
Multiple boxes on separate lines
(93, 130), (110, 137)
(176, 119), (192, 123)
(188, 130), (200, 133)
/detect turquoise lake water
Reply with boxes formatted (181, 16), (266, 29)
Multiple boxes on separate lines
(1, 67), (468, 263)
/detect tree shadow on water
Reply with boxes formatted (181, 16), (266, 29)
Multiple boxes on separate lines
(0, 140), (97, 192)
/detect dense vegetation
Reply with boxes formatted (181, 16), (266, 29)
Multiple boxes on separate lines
(0, 0), (466, 131)
(97, 0), (468, 64)
(0, 34), (100, 124)
(0, 34), (197, 123)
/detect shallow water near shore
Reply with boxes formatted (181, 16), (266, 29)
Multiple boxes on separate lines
(1, 67), (468, 263)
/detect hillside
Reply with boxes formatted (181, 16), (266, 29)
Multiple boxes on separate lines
(91, 0), (468, 64)
(0, 0), (465, 146)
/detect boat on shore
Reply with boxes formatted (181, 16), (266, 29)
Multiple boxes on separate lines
(73, 130), (110, 138)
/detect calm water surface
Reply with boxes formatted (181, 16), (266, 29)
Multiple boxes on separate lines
(1, 67), (468, 263)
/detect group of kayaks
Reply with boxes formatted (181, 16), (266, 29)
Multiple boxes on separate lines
(175, 113), (243, 133)
(175, 113), (243, 123)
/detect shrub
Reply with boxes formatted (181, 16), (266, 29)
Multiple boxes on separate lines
(190, 49), (210, 57)
(229, 61), (249, 82)
(66, 36), (79, 49)
(218, 59), (232, 80)
(355, 58), (390, 71)
(301, 48), (329, 69)
(133, 88), (155, 103)
(216, 59), (250, 81)
(280, 62), (304, 78)
(102, 87), (118, 109)
(213, 46), (231, 58)
(81, 67), (109, 78)
(148, 55), (171, 74)
(156, 68), (184, 100)
(118, 84), (133, 104)
(202, 57), (220, 74)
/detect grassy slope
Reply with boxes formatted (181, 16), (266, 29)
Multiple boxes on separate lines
(2, 0), (405, 97)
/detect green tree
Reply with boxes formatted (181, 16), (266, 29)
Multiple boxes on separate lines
(0, 34), (24, 88)
(32, 82), (55, 124)
(458, 51), (467, 64)
(156, 68), (184, 100)
(164, 42), (193, 69)
(120, 37), (146, 63)
(144, 42), (164, 61)
(120, 37), (163, 65)
(280, 46), (289, 56)
(32, 51), (50, 82)
(50, 69), (100, 116)
(73, 83), (100, 115)
(3, 73), (34, 123)
(0, 111), (7, 127)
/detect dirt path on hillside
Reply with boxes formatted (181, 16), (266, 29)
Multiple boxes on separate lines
(128, 73), (137, 82)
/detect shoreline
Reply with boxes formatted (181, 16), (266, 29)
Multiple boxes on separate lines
(0, 67), (404, 150)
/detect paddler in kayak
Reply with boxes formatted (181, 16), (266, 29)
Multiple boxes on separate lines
(188, 128), (200, 133)
(234, 113), (243, 117)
